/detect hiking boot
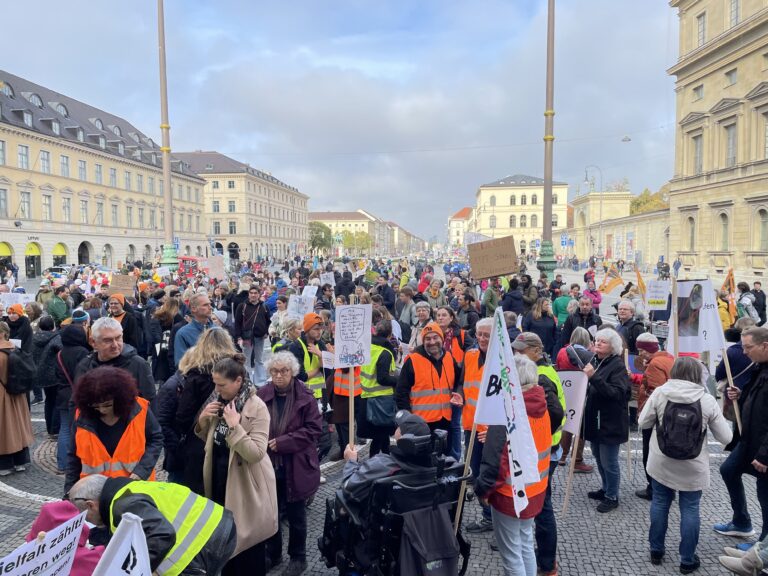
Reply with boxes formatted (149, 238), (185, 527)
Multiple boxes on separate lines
(587, 488), (605, 501)
(635, 487), (653, 501)
(574, 462), (593, 473)
(650, 551), (664, 566)
(466, 518), (493, 533)
(713, 522), (755, 538)
(596, 498), (619, 513)
(679, 554), (700, 574)
(280, 559), (307, 576)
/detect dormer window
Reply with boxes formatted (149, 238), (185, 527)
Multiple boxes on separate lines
(52, 120), (60, 136)
(56, 104), (68, 117)
(112, 125), (122, 137)
(0, 82), (13, 98)
(28, 93), (43, 108)
(23, 110), (32, 127)
(99, 135), (106, 149)
(150, 153), (157, 165)
(94, 118), (103, 130)
(117, 142), (124, 155)
(76, 128), (84, 142)
(130, 133), (140, 143)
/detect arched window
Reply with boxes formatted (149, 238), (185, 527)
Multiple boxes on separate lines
(489, 215), (496, 228)
(521, 194), (527, 205)
(552, 214), (559, 227)
(94, 118), (104, 130)
(1, 83), (14, 98)
(509, 195), (516, 206)
(520, 215), (527, 228)
(531, 214), (538, 228)
(687, 217), (696, 251)
(490, 195), (496, 207)
(509, 215), (516, 228)
(553, 194), (558, 205)
(56, 104), (68, 117)
(532, 194), (538, 205)
(519, 240), (527, 253)
(758, 209), (768, 251)
(112, 125), (122, 137)
(719, 213), (729, 251)
(28, 93), (43, 108)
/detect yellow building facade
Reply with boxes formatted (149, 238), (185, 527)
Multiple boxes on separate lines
(309, 210), (393, 255)
(0, 70), (205, 278)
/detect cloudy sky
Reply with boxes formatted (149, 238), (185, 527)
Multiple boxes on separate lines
(2, 0), (678, 240)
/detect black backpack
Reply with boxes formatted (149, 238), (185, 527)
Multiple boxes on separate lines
(656, 400), (706, 460)
(0, 347), (38, 395)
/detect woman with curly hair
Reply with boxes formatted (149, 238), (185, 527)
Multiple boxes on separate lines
(64, 366), (163, 494)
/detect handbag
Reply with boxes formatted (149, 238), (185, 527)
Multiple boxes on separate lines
(366, 395), (396, 428)
(716, 361), (754, 422)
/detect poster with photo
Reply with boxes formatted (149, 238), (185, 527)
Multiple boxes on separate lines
(673, 279), (726, 354)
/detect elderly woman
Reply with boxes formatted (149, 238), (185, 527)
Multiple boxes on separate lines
(408, 300), (433, 352)
(583, 328), (631, 512)
(639, 357), (732, 573)
(271, 317), (302, 354)
(197, 355), (277, 575)
(425, 279), (448, 310)
(257, 352), (322, 576)
(65, 366), (163, 494)
(0, 321), (34, 475)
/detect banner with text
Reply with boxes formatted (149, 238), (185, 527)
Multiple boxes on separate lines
(558, 371), (588, 436)
(647, 280), (671, 311)
(92, 512), (152, 576)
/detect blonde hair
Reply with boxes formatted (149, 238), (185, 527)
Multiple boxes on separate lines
(179, 328), (237, 374)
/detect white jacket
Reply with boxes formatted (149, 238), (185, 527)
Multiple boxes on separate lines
(639, 378), (732, 492)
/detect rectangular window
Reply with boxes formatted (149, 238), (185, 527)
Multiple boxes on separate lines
(692, 85), (703, 101)
(148, 176), (155, 195)
(213, 221), (221, 235)
(229, 221), (237, 234)
(730, 0), (740, 27)
(177, 184), (182, 199)
(96, 202), (104, 226)
(78, 160), (87, 181)
(124, 171), (131, 191)
(111, 204), (118, 226)
(764, 115), (768, 159)
(213, 200), (220, 213)
(696, 12), (706, 47)
(138, 207), (144, 229)
(725, 68), (738, 86)
(95, 163), (103, 184)
(159, 210), (164, 229)
(126, 206), (133, 228)
(228, 180), (235, 189)
(40, 150), (51, 174)
(212, 180), (219, 189)
(109, 168), (117, 187)
(0, 190), (7, 218)
(194, 188), (200, 203)
(42, 195), (52, 221)
(186, 186), (191, 201)
(80, 200), (88, 224)
(228, 200), (236, 212)
(0, 140), (5, 165)
(196, 215), (200, 232)
(178, 213), (184, 230)
(19, 192), (31, 219)
(137, 174), (143, 193)
(62, 198), (71, 222)
(693, 134), (703, 175)
(187, 214), (192, 230)
(725, 123), (738, 167)
(23, 111), (32, 127)
(17, 145), (29, 169)
(60, 155), (70, 178)
(149, 209), (156, 229)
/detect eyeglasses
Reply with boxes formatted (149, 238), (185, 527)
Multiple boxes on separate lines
(269, 368), (291, 376)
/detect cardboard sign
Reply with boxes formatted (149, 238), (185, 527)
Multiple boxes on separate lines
(108, 274), (137, 297)
(334, 304), (372, 368)
(647, 280), (670, 311)
(92, 512), (152, 576)
(0, 511), (85, 576)
(320, 272), (335, 287)
(208, 255), (225, 280)
(467, 235), (519, 279)
(558, 371), (588, 436)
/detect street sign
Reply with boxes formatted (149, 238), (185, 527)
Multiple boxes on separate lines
(173, 235), (180, 250)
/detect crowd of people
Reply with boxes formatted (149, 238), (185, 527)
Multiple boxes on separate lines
(0, 256), (766, 576)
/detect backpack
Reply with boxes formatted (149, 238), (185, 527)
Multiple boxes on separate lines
(0, 347), (38, 395)
(656, 399), (706, 460)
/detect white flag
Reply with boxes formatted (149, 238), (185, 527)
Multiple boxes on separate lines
(92, 512), (152, 576)
(475, 307), (540, 515)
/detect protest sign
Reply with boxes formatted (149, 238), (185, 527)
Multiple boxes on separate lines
(108, 274), (137, 297)
(673, 279), (726, 354)
(302, 285), (318, 298)
(93, 512), (152, 576)
(208, 255), (225, 280)
(334, 304), (372, 368)
(321, 351), (335, 369)
(156, 266), (171, 278)
(558, 371), (588, 436)
(320, 272), (335, 287)
(467, 235), (519, 280)
(647, 280), (670, 311)
(0, 511), (85, 576)
(287, 295), (315, 319)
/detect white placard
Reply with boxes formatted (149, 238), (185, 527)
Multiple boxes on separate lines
(558, 371), (589, 436)
(287, 295), (315, 319)
(334, 304), (372, 368)
(673, 279), (726, 354)
(302, 285), (318, 298)
(9, 339), (21, 349)
(208, 255), (225, 280)
(0, 510), (85, 576)
(321, 350), (335, 369)
(93, 512), (152, 576)
(320, 272), (335, 287)
(156, 266), (170, 277)
(647, 280), (670, 311)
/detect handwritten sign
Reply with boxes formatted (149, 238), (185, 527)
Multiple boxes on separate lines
(334, 304), (372, 368)
(0, 510), (85, 576)
(287, 295), (315, 319)
(558, 371), (588, 435)
(108, 274), (137, 297)
(320, 272), (335, 287)
(302, 285), (318, 298)
(467, 235), (519, 279)
(208, 255), (225, 280)
(321, 350), (335, 369)
(647, 280), (670, 311)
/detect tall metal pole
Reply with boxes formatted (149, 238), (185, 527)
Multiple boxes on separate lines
(537, 0), (557, 274)
(158, 0), (177, 269)
(584, 165), (603, 257)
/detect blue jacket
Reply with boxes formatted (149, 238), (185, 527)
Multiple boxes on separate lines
(716, 343), (755, 390)
(173, 319), (214, 366)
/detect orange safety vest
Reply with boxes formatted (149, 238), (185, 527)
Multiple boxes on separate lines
(496, 409), (551, 500)
(408, 352), (454, 423)
(449, 330), (466, 364)
(333, 367), (361, 397)
(462, 349), (482, 431)
(75, 397), (156, 481)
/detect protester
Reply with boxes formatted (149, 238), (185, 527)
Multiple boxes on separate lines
(522, 297), (558, 358)
(287, 313), (329, 401)
(107, 294), (140, 350)
(560, 296), (603, 346)
(148, 295), (183, 383)
(425, 279), (448, 309)
(553, 283), (580, 325)
(7, 303), (33, 353)
(501, 278), (525, 315)
(615, 300), (646, 355)
(360, 319), (398, 456)
(738, 282), (761, 323)
(174, 292), (214, 366)
(408, 300), (433, 351)
(234, 286), (271, 386)
(33, 315), (60, 433)
(0, 321), (33, 476)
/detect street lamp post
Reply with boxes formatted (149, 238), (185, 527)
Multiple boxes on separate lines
(583, 165), (604, 258)
(157, 0), (177, 270)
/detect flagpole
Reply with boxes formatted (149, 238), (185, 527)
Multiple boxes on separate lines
(672, 278), (679, 358)
(453, 424), (477, 534)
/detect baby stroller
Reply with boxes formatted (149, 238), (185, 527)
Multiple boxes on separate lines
(318, 429), (471, 575)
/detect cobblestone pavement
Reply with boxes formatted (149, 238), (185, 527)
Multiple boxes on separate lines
(0, 401), (758, 575)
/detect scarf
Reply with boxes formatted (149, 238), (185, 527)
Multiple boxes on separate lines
(268, 381), (297, 470)
(206, 378), (256, 448)
(429, 287), (440, 299)
(442, 326), (455, 353)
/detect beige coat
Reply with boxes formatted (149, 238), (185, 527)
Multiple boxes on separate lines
(196, 394), (278, 556)
(0, 344), (33, 458)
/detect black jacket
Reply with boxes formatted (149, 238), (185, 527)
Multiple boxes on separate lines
(501, 289), (525, 314)
(737, 363), (768, 468)
(522, 313), (559, 358)
(336, 273), (356, 299)
(113, 311), (140, 352)
(560, 311), (603, 346)
(396, 347), (464, 412)
(616, 318), (645, 355)
(156, 370), (185, 472)
(583, 354), (631, 445)
(8, 316), (33, 353)
(234, 300), (271, 340)
(173, 368), (214, 494)
(34, 331), (61, 391)
(54, 325), (91, 411)
(75, 344), (156, 406)
(375, 283), (396, 313)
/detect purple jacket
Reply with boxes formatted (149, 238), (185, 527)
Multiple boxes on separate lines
(257, 379), (323, 502)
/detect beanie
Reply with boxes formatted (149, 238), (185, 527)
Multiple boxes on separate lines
(421, 322), (444, 341)
(303, 313), (323, 333)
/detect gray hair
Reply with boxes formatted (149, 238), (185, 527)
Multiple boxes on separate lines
(91, 317), (122, 340)
(475, 317), (493, 331)
(734, 317), (756, 331)
(594, 328), (624, 356)
(265, 350), (300, 377)
(69, 474), (108, 507)
(669, 356), (703, 385)
(636, 332), (659, 345)
(188, 292), (210, 310)
(566, 299), (579, 314)
(514, 354), (539, 388)
(743, 326), (768, 344)
(279, 317), (302, 339)
(618, 299), (635, 313)
(569, 327), (592, 348)
(414, 301), (431, 310)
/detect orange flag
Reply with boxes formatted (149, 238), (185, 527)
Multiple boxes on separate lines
(635, 268), (647, 303)
(721, 268), (737, 324)
(599, 264), (624, 293)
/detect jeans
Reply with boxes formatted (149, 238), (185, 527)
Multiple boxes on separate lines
(491, 508), (536, 576)
(266, 477), (308, 562)
(720, 441), (768, 539)
(56, 407), (73, 471)
(535, 459), (559, 572)
(649, 479), (702, 565)
(243, 337), (267, 385)
(448, 404), (462, 462)
(464, 430), (490, 522)
(591, 440), (621, 501)
(43, 387), (60, 435)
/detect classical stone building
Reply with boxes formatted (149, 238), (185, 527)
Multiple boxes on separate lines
(0, 70), (206, 278)
(447, 207), (471, 248)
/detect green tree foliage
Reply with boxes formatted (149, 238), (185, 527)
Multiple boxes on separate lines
(630, 188), (669, 215)
(309, 221), (333, 252)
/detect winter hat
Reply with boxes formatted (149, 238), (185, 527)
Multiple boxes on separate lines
(109, 293), (125, 305)
(511, 332), (544, 351)
(421, 322), (444, 341)
(71, 310), (89, 324)
(636, 339), (660, 354)
(212, 309), (228, 325)
(7, 304), (24, 316)
(303, 313), (323, 333)
(395, 410), (431, 437)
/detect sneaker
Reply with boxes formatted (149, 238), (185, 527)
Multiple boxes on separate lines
(573, 462), (593, 473)
(635, 487), (653, 501)
(31, 398), (43, 406)
(13, 465), (25, 472)
(596, 498), (619, 513)
(280, 559), (307, 576)
(679, 554), (700, 574)
(723, 546), (747, 559)
(735, 542), (755, 552)
(650, 551), (664, 565)
(713, 522), (755, 538)
(466, 518), (493, 533)
(319, 475), (327, 485)
(587, 488), (605, 501)
(0, 469), (11, 477)
(557, 459), (567, 467)
(537, 563), (558, 576)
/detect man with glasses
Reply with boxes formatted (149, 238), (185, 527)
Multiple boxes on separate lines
(174, 292), (214, 367)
